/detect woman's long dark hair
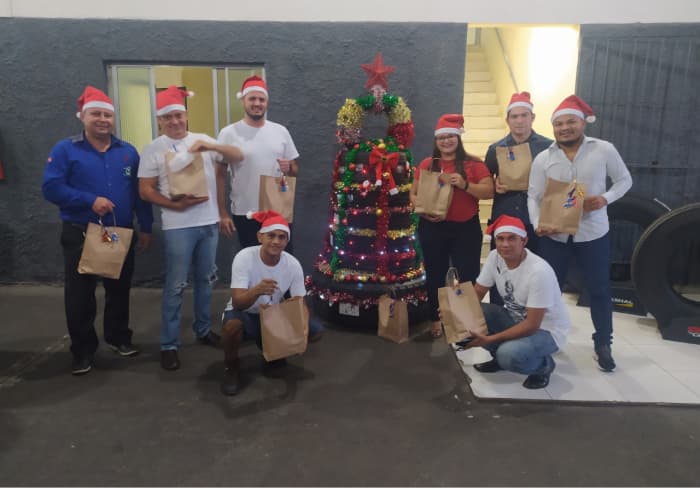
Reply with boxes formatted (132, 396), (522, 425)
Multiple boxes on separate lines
(429, 136), (483, 180)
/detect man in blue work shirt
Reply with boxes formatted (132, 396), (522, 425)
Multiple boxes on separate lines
(42, 86), (153, 376)
(484, 92), (553, 305)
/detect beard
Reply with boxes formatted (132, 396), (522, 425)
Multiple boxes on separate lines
(557, 136), (583, 147)
(245, 109), (265, 121)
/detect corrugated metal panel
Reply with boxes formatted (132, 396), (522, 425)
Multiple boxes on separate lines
(577, 24), (700, 208)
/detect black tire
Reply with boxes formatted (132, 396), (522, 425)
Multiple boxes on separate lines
(568, 192), (670, 291)
(631, 202), (700, 327)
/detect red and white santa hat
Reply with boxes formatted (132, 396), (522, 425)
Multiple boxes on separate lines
(506, 91), (533, 113)
(247, 210), (290, 236)
(434, 114), (464, 136)
(486, 215), (527, 238)
(551, 94), (596, 123)
(156, 85), (194, 116)
(236, 75), (268, 99)
(76, 85), (114, 118)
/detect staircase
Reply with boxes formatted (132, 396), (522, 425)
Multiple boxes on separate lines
(462, 44), (508, 260)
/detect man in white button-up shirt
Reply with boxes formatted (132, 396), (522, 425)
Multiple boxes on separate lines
(527, 95), (632, 372)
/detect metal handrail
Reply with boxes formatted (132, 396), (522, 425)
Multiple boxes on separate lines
(495, 28), (519, 93)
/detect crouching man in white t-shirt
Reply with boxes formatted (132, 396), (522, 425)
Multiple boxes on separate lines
(219, 211), (324, 396)
(462, 215), (570, 389)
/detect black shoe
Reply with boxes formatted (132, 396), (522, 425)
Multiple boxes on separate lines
(474, 359), (502, 373)
(523, 373), (551, 389)
(594, 344), (616, 372)
(108, 343), (140, 357)
(71, 356), (93, 376)
(197, 331), (221, 347)
(160, 350), (180, 371)
(221, 362), (241, 396)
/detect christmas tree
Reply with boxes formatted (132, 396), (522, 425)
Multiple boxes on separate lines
(307, 53), (428, 326)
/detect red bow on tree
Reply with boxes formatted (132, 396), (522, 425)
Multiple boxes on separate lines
(368, 147), (400, 195)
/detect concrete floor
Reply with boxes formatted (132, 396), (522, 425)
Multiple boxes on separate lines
(1, 285), (699, 486)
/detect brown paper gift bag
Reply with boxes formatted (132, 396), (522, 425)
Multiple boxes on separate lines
(78, 217), (134, 279)
(538, 177), (586, 235)
(377, 294), (409, 344)
(496, 143), (532, 191)
(164, 151), (208, 199)
(260, 296), (309, 361)
(438, 281), (488, 344)
(414, 170), (453, 220)
(259, 174), (296, 223)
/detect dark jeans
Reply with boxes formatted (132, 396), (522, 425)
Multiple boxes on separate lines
(488, 222), (540, 306)
(417, 215), (482, 322)
(539, 233), (613, 346)
(61, 222), (135, 360)
(232, 214), (294, 255)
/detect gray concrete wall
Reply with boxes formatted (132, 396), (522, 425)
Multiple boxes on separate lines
(0, 18), (466, 285)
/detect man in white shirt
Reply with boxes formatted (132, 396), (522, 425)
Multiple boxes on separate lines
(461, 215), (570, 389)
(216, 75), (300, 253)
(527, 95), (632, 372)
(219, 211), (323, 396)
(138, 86), (243, 371)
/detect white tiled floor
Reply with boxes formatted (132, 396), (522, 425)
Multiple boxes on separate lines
(454, 294), (700, 404)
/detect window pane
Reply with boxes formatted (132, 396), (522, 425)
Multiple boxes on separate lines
(114, 67), (153, 151)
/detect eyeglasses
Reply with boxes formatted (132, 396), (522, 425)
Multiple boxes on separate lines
(436, 135), (458, 142)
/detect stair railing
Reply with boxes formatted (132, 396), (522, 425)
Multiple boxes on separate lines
(495, 28), (519, 93)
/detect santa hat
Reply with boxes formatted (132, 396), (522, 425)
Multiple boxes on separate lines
(506, 91), (533, 113)
(156, 85), (194, 116)
(236, 75), (268, 99)
(551, 95), (596, 123)
(486, 215), (527, 238)
(76, 86), (114, 118)
(247, 210), (290, 236)
(434, 114), (464, 136)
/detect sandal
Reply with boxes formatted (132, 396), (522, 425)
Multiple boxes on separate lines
(430, 322), (443, 339)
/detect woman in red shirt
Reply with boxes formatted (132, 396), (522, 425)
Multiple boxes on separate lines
(410, 114), (494, 338)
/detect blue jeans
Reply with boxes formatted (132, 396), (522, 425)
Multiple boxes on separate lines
(161, 223), (219, 350)
(538, 233), (613, 346)
(222, 308), (324, 350)
(480, 303), (559, 375)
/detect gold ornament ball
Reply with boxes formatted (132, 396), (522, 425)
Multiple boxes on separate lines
(375, 208), (383, 216)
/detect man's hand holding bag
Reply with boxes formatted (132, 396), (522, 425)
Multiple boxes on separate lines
(538, 177), (586, 235)
(77, 215), (133, 279)
(164, 151), (208, 199)
(259, 296), (308, 361)
(438, 279), (488, 344)
(496, 143), (532, 191)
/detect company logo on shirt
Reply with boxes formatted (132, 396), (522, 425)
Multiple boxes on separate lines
(123, 166), (132, 177)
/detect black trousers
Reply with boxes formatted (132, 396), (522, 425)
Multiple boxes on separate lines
(61, 222), (135, 359)
(417, 215), (482, 322)
(232, 214), (294, 255)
